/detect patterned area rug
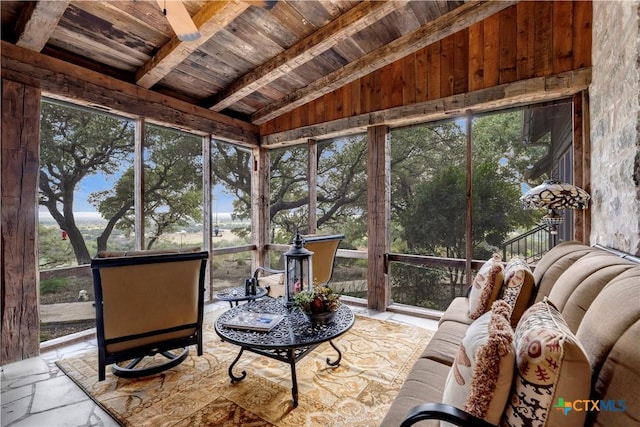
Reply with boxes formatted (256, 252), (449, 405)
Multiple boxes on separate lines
(57, 309), (433, 427)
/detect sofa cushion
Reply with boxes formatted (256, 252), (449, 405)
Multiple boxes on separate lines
(442, 300), (515, 425)
(575, 267), (640, 426)
(502, 298), (591, 427)
(420, 320), (469, 366)
(501, 256), (535, 326)
(548, 253), (637, 332)
(379, 358), (450, 427)
(438, 297), (473, 326)
(532, 241), (593, 303)
(468, 253), (504, 320)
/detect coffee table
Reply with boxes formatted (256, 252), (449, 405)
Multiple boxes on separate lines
(215, 285), (268, 308)
(214, 297), (355, 407)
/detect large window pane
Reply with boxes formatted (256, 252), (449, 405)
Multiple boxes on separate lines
(210, 140), (252, 246)
(210, 140), (253, 291)
(270, 145), (308, 243)
(143, 124), (203, 250)
(316, 135), (368, 300)
(472, 103), (570, 261)
(389, 120), (467, 308)
(38, 99), (134, 341)
(39, 99), (135, 265)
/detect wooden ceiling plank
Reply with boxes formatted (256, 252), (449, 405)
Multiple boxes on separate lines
(1, 41), (258, 145)
(15, 1), (70, 52)
(135, 0), (250, 89)
(208, 0), (407, 112)
(252, 0), (520, 125)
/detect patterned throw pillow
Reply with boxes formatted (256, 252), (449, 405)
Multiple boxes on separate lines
(501, 298), (591, 427)
(501, 256), (535, 326)
(442, 300), (515, 425)
(468, 253), (505, 319)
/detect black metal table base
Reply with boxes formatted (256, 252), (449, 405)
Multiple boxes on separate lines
(227, 341), (343, 407)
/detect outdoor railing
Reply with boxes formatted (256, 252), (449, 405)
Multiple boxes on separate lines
(501, 225), (552, 264)
(39, 245), (494, 341)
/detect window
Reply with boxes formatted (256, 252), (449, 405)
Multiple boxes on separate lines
(143, 124), (203, 250)
(316, 135), (368, 299)
(209, 140), (253, 290)
(389, 119), (467, 309)
(389, 102), (572, 310)
(39, 99), (134, 267)
(270, 145), (309, 242)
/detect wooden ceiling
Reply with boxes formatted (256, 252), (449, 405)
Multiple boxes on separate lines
(0, 0), (484, 127)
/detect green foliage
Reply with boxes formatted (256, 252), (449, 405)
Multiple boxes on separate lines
(38, 225), (76, 268)
(40, 278), (68, 295)
(210, 136), (369, 243)
(294, 285), (341, 314)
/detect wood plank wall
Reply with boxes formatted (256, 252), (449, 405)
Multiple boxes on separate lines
(260, 1), (592, 135)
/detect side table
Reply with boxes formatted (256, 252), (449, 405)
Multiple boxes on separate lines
(215, 285), (268, 308)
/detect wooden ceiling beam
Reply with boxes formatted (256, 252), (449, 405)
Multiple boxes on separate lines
(261, 67), (592, 148)
(208, 0), (406, 112)
(1, 41), (258, 145)
(136, 0), (251, 89)
(251, 0), (520, 125)
(14, 1), (70, 52)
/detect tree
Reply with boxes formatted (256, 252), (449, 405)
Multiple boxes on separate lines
(39, 101), (134, 264)
(40, 102), (204, 265)
(92, 126), (203, 250)
(209, 137), (369, 245)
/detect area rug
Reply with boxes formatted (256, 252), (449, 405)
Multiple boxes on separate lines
(56, 309), (433, 427)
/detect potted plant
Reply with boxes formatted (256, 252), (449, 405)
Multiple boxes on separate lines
(293, 285), (341, 324)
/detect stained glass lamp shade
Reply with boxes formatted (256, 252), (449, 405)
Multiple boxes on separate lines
(521, 179), (591, 234)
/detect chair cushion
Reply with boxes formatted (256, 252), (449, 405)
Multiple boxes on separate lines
(501, 298), (591, 427)
(500, 256), (535, 326)
(442, 300), (515, 425)
(257, 273), (285, 297)
(468, 253), (504, 320)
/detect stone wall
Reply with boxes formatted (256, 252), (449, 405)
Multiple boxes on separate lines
(590, 1), (640, 255)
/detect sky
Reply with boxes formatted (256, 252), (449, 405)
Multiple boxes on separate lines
(40, 173), (236, 216)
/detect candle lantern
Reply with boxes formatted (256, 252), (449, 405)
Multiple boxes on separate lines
(283, 230), (314, 307)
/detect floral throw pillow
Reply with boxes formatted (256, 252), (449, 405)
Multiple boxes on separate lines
(501, 256), (535, 326)
(501, 298), (591, 427)
(442, 300), (515, 425)
(468, 253), (505, 320)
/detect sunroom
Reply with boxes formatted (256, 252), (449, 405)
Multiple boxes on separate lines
(1, 1), (639, 426)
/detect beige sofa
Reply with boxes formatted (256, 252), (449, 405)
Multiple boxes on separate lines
(381, 241), (640, 427)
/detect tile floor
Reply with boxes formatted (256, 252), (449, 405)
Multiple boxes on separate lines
(1, 302), (439, 427)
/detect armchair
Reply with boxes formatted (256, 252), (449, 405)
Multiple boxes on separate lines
(254, 234), (345, 297)
(91, 250), (208, 381)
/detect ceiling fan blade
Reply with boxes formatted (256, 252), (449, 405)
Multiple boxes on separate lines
(155, 0), (200, 42)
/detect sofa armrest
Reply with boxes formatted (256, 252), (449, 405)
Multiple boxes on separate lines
(400, 403), (496, 427)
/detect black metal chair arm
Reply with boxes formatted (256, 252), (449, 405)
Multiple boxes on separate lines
(253, 266), (285, 279)
(400, 403), (496, 427)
